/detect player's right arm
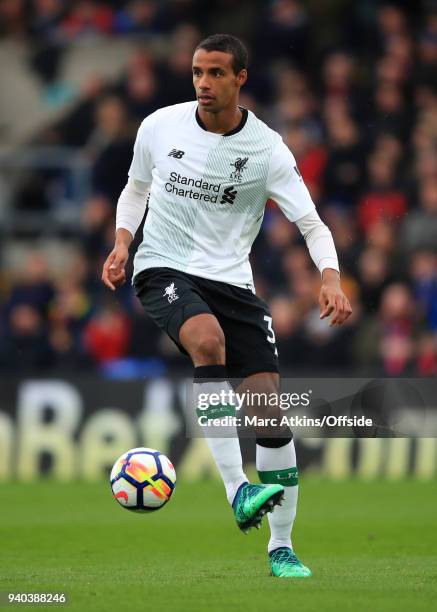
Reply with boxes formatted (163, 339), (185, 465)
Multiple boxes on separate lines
(102, 114), (156, 291)
(101, 228), (132, 291)
(101, 178), (151, 290)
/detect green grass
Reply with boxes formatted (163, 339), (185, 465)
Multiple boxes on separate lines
(1, 478), (436, 612)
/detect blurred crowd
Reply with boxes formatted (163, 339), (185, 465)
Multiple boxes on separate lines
(1, 0), (437, 377)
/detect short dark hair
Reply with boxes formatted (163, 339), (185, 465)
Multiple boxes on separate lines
(195, 34), (248, 74)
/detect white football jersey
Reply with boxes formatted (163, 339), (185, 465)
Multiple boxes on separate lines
(128, 101), (315, 288)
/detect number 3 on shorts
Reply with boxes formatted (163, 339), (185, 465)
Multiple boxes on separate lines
(264, 315), (278, 355)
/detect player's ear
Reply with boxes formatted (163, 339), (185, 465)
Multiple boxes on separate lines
(236, 69), (247, 87)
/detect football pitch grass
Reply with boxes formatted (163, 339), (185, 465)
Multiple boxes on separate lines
(1, 478), (436, 612)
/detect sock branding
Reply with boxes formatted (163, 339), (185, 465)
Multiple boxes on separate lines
(196, 403), (236, 419)
(258, 467), (298, 487)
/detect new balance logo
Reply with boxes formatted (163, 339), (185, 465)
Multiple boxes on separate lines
(168, 149), (185, 158)
(220, 185), (237, 205)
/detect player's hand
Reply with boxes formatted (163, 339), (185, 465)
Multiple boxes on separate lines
(319, 271), (352, 326)
(102, 243), (128, 291)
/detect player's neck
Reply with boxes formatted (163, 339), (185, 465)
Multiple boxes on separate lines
(197, 105), (242, 135)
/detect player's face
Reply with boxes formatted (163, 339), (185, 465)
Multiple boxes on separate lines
(192, 49), (247, 112)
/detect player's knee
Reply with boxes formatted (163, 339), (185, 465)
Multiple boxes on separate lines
(191, 330), (225, 365)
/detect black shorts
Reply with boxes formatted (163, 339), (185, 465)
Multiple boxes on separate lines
(134, 267), (279, 379)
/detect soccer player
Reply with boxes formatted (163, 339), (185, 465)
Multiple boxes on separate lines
(102, 34), (352, 578)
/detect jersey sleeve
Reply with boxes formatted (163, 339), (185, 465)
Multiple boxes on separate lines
(128, 114), (156, 183)
(266, 136), (316, 222)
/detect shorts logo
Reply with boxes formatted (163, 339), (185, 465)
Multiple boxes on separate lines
(293, 165), (302, 180)
(220, 185), (237, 205)
(168, 149), (185, 158)
(230, 156), (248, 182)
(163, 282), (179, 303)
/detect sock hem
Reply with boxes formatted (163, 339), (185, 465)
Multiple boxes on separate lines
(194, 364), (227, 382)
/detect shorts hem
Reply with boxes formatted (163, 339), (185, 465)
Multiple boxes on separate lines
(166, 301), (212, 349)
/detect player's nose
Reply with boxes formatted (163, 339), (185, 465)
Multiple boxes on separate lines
(197, 75), (210, 89)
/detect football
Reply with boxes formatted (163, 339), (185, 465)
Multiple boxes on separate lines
(110, 447), (176, 512)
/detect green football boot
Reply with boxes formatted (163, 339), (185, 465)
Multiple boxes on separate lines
(269, 547), (312, 578)
(232, 482), (284, 534)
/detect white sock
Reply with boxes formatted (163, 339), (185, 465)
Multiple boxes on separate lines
(256, 439), (298, 553)
(204, 436), (247, 504)
(194, 367), (247, 504)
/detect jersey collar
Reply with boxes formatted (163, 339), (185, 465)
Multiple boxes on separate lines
(195, 106), (248, 136)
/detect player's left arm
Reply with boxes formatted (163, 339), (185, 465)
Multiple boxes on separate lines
(294, 210), (352, 326)
(319, 268), (352, 326)
(266, 136), (352, 326)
